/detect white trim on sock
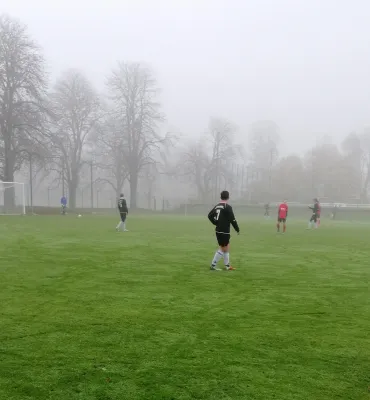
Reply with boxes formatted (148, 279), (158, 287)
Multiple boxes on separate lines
(224, 251), (230, 266)
(211, 250), (224, 266)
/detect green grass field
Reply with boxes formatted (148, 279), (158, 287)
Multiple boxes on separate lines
(0, 215), (369, 400)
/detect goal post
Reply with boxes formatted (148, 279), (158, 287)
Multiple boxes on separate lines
(0, 182), (26, 215)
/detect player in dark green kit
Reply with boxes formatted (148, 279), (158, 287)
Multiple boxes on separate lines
(307, 198), (320, 229)
(207, 190), (240, 271)
(116, 193), (129, 232)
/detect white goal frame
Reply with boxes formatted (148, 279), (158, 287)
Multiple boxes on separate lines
(0, 182), (26, 215)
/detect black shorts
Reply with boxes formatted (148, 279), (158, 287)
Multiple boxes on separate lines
(120, 212), (127, 222)
(310, 213), (317, 222)
(277, 217), (286, 223)
(216, 232), (230, 247)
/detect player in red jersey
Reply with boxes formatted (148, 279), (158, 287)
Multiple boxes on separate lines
(277, 200), (288, 233)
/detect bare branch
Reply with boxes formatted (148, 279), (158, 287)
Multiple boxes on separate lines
(45, 69), (102, 208)
(105, 61), (166, 207)
(0, 14), (48, 208)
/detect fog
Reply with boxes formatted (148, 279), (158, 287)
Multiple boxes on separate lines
(5, 0), (370, 150)
(1, 0), (370, 210)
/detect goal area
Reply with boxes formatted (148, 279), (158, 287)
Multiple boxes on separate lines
(0, 182), (26, 215)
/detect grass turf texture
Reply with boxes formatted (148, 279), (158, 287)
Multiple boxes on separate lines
(0, 215), (369, 400)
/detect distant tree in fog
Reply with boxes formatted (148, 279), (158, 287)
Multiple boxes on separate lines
(95, 115), (128, 199)
(208, 117), (238, 199)
(180, 139), (213, 202)
(272, 155), (305, 202)
(342, 130), (370, 202)
(107, 62), (167, 209)
(46, 70), (101, 209)
(179, 117), (238, 202)
(249, 120), (280, 162)
(302, 143), (357, 202)
(0, 15), (47, 207)
(249, 120), (279, 184)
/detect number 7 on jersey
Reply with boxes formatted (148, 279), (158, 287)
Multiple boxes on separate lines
(214, 209), (220, 220)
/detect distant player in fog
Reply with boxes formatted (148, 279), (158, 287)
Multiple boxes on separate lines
(61, 195), (67, 215)
(277, 200), (288, 234)
(264, 203), (270, 218)
(116, 193), (129, 232)
(307, 198), (320, 229)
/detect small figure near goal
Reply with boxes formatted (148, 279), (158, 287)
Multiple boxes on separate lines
(61, 195), (67, 215)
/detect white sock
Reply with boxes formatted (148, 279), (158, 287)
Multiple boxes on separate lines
(123, 223), (126, 231)
(224, 252), (230, 267)
(308, 221), (312, 229)
(211, 250), (223, 266)
(116, 221), (122, 230)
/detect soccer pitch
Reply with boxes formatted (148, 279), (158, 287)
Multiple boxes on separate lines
(0, 215), (369, 400)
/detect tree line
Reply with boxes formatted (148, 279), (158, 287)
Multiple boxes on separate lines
(1, 15), (369, 211)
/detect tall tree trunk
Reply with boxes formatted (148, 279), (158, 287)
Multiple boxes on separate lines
(147, 185), (153, 209)
(116, 173), (125, 199)
(68, 173), (79, 210)
(68, 183), (77, 209)
(129, 174), (138, 209)
(3, 140), (16, 211)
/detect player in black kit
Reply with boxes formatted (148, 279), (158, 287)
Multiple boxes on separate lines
(307, 198), (320, 230)
(116, 193), (129, 232)
(207, 190), (240, 271)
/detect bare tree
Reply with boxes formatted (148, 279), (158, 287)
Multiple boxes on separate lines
(0, 15), (47, 208)
(107, 62), (166, 209)
(208, 117), (237, 200)
(272, 155), (305, 201)
(342, 130), (370, 202)
(94, 115), (128, 199)
(180, 138), (213, 202)
(46, 70), (101, 209)
(179, 118), (238, 202)
(249, 120), (280, 198)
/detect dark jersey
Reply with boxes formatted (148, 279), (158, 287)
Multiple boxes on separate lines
(208, 202), (240, 234)
(118, 198), (128, 213)
(309, 202), (320, 215)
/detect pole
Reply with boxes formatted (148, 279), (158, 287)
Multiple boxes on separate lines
(269, 147), (273, 195)
(311, 149), (314, 193)
(48, 188), (50, 207)
(62, 166), (65, 197)
(90, 161), (94, 208)
(29, 153), (33, 214)
(241, 165), (244, 195)
(21, 183), (26, 215)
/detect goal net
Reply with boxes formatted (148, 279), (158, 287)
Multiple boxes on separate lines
(0, 182), (26, 215)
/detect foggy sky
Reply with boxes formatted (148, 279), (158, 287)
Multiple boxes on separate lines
(4, 0), (370, 155)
